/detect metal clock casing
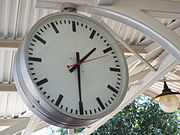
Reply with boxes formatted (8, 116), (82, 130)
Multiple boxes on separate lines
(14, 12), (128, 128)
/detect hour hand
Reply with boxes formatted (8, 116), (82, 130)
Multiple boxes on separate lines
(69, 48), (96, 73)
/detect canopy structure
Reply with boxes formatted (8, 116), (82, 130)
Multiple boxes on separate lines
(0, 0), (179, 135)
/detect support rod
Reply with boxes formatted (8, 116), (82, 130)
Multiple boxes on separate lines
(100, 20), (157, 71)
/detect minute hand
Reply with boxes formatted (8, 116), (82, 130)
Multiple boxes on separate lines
(69, 48), (96, 73)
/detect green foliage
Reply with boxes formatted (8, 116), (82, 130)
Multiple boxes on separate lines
(47, 125), (67, 135)
(92, 95), (180, 135)
(47, 95), (179, 135)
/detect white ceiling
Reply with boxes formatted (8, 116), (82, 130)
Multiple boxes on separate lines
(0, 0), (179, 134)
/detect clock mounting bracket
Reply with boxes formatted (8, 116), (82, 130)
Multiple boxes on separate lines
(61, 3), (77, 12)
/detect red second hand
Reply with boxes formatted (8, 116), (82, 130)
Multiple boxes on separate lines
(67, 54), (109, 68)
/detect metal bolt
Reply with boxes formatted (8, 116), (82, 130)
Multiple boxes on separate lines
(62, 3), (77, 12)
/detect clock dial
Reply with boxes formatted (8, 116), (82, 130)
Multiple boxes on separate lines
(14, 13), (128, 128)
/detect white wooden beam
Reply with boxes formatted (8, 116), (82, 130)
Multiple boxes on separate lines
(34, 121), (49, 132)
(22, 115), (40, 135)
(143, 90), (157, 98)
(108, 0), (180, 18)
(0, 118), (28, 126)
(77, 54), (178, 135)
(0, 117), (47, 135)
(36, 0), (180, 19)
(0, 118), (30, 135)
(129, 69), (150, 83)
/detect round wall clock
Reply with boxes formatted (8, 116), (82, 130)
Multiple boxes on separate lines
(14, 12), (128, 128)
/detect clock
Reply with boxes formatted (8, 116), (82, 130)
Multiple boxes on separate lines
(14, 12), (128, 128)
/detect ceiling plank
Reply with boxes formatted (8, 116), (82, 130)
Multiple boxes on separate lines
(0, 118), (28, 126)
(0, 40), (147, 54)
(0, 118), (30, 135)
(0, 41), (20, 48)
(0, 84), (17, 92)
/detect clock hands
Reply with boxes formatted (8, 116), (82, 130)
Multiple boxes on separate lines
(76, 52), (84, 115)
(69, 48), (96, 73)
(67, 54), (109, 68)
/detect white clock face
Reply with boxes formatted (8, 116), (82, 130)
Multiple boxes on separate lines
(23, 13), (128, 119)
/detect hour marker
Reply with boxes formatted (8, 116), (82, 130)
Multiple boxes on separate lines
(89, 30), (96, 39)
(30, 68), (34, 70)
(107, 85), (118, 94)
(37, 32), (41, 35)
(55, 21), (58, 25)
(32, 39), (36, 42)
(40, 29), (44, 32)
(30, 43), (35, 46)
(43, 26), (47, 30)
(117, 82), (120, 85)
(55, 94), (63, 107)
(50, 22), (59, 33)
(103, 47), (112, 53)
(28, 57), (42, 62)
(36, 78), (48, 86)
(29, 63), (33, 65)
(34, 35), (46, 44)
(96, 97), (105, 110)
(110, 67), (120, 72)
(79, 101), (84, 115)
(94, 109), (97, 113)
(72, 21), (76, 32)
(43, 91), (46, 94)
